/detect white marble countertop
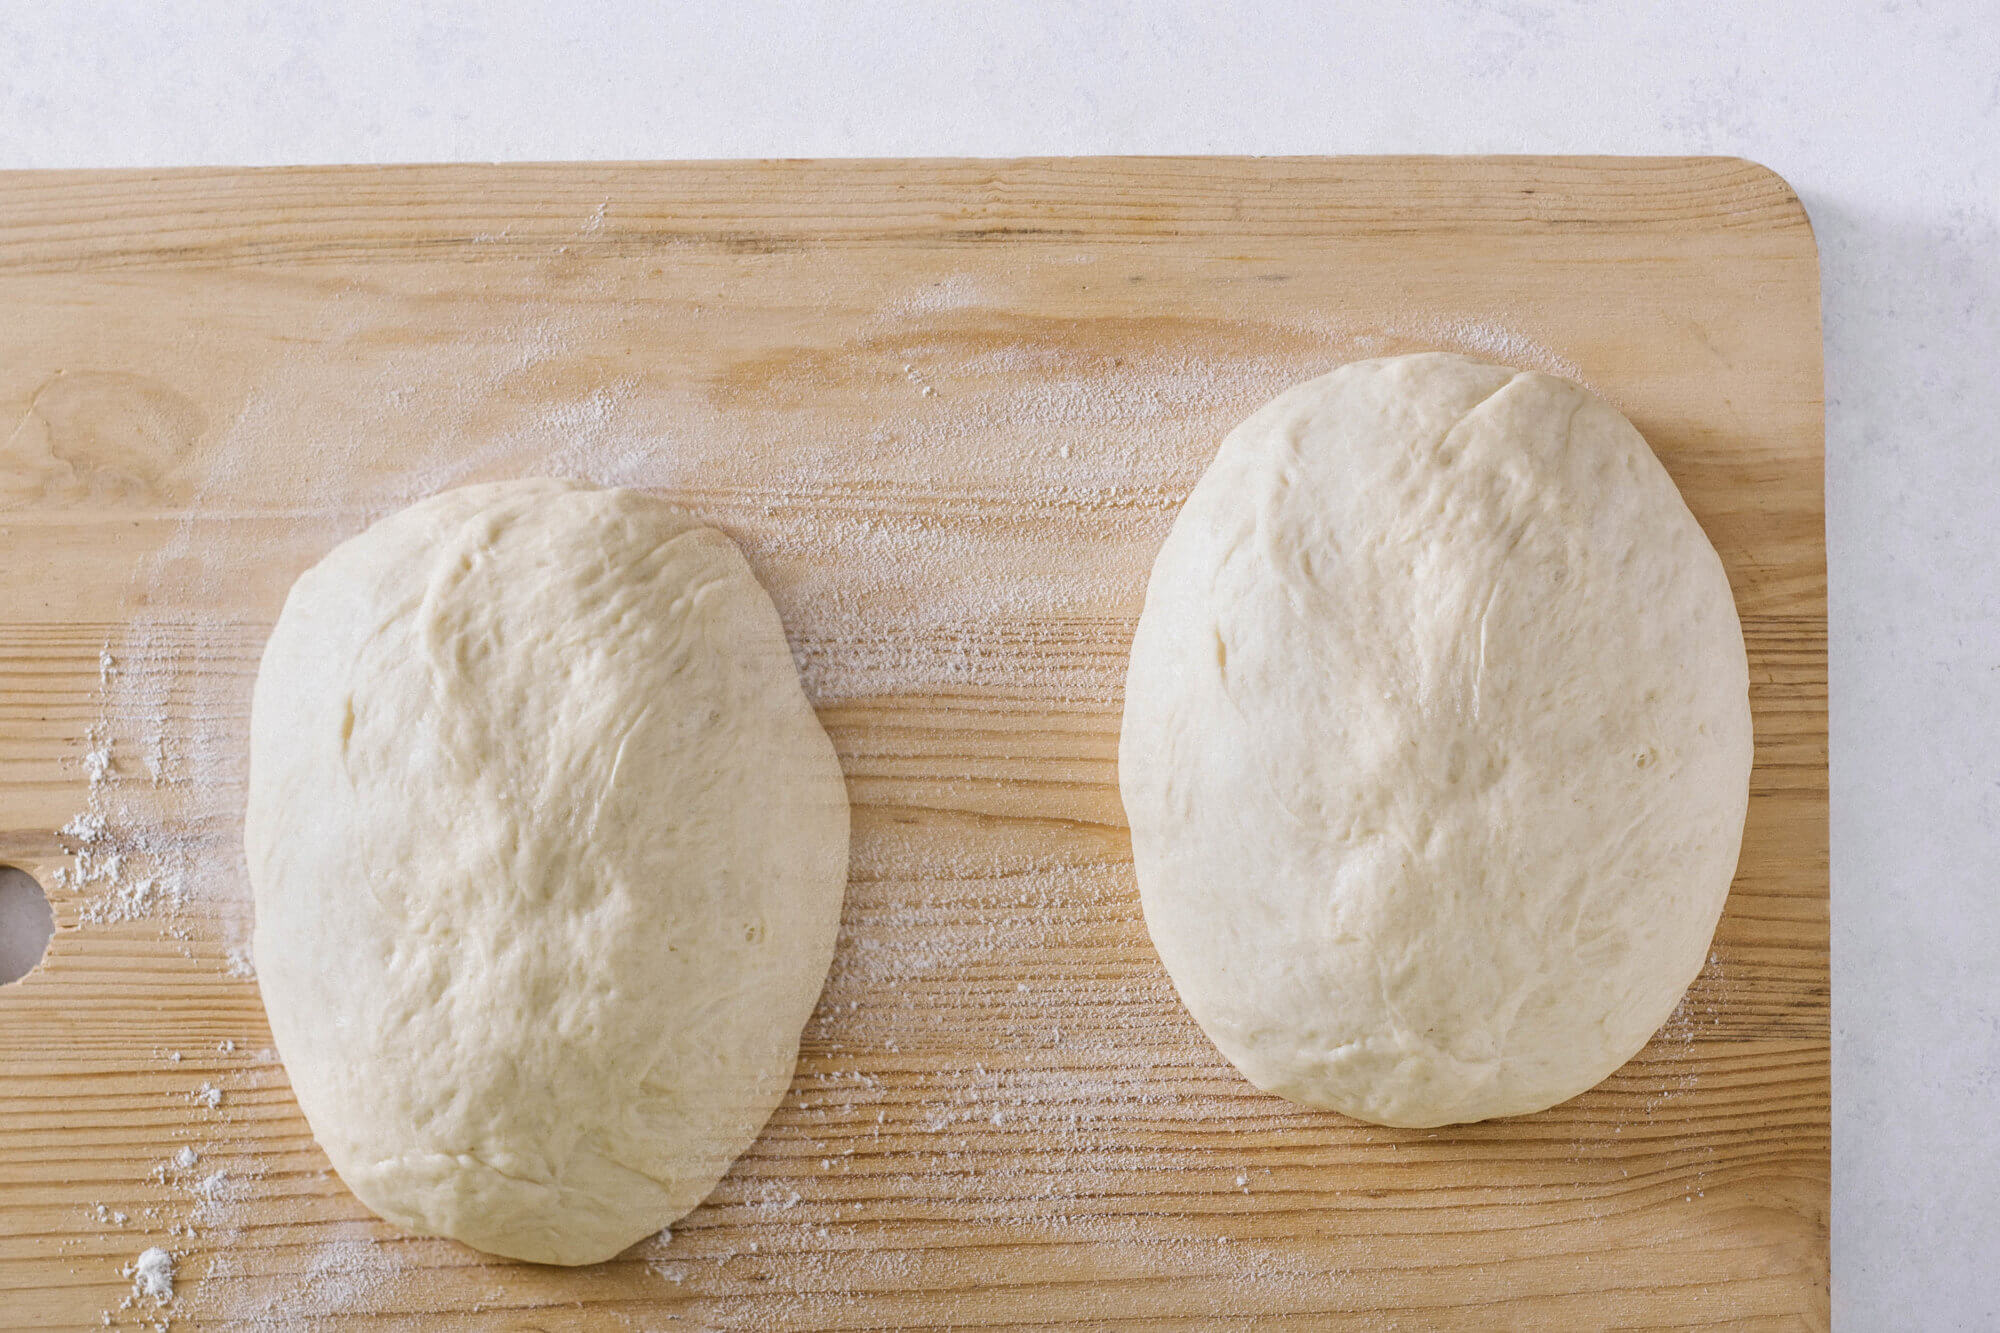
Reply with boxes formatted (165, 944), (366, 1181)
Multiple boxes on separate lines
(4, 3), (1995, 1325)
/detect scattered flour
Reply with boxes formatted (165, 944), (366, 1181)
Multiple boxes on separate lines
(82, 737), (113, 784)
(62, 812), (107, 843)
(125, 1247), (175, 1304)
(49, 233), (1647, 1323)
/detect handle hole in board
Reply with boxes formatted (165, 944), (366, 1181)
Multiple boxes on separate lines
(0, 865), (54, 985)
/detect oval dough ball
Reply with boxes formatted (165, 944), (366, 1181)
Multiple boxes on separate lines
(246, 479), (849, 1264)
(1120, 354), (1751, 1128)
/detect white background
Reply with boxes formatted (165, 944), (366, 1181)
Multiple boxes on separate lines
(4, 2), (1996, 1325)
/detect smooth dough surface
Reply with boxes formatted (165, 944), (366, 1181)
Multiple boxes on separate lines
(247, 478), (848, 1264)
(1120, 354), (1751, 1128)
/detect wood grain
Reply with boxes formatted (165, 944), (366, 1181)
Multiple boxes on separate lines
(0, 158), (1825, 1329)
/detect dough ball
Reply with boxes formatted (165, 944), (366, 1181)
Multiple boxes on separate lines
(247, 479), (848, 1264)
(1120, 354), (1750, 1128)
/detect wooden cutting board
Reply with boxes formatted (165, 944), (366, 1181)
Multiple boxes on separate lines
(0, 158), (1826, 1329)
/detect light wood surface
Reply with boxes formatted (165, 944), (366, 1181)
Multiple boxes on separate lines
(0, 158), (1826, 1329)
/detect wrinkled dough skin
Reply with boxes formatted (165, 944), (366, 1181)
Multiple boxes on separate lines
(1120, 355), (1751, 1128)
(246, 479), (849, 1264)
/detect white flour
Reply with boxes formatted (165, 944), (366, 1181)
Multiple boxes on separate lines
(53, 231), (1646, 1321)
(125, 1247), (174, 1304)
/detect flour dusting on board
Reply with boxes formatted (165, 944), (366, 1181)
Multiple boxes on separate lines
(58, 225), (1647, 1322)
(125, 1246), (174, 1304)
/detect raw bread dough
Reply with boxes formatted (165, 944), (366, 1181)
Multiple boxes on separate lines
(246, 478), (848, 1264)
(1120, 354), (1751, 1128)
